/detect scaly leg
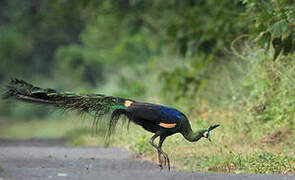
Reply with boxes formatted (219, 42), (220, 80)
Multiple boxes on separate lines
(159, 136), (170, 171)
(149, 132), (162, 168)
(157, 136), (166, 169)
(157, 149), (163, 169)
(149, 133), (170, 171)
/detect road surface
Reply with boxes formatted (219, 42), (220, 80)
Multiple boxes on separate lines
(0, 139), (294, 180)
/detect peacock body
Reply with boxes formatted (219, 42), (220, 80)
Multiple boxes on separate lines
(2, 79), (219, 170)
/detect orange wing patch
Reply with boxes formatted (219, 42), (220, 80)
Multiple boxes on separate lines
(159, 123), (176, 128)
(124, 100), (133, 107)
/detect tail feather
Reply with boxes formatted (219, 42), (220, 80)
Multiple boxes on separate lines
(2, 79), (130, 136)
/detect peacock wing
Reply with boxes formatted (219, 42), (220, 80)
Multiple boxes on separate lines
(126, 102), (182, 124)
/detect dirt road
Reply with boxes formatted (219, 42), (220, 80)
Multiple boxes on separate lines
(0, 139), (294, 180)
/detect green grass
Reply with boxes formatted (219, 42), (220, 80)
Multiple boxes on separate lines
(180, 152), (295, 174)
(1, 115), (294, 174)
(0, 165), (2, 173)
(1, 51), (295, 174)
(245, 152), (295, 174)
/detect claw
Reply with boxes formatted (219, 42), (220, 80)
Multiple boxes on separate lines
(162, 152), (170, 171)
(159, 155), (163, 169)
(163, 155), (167, 166)
(159, 152), (170, 171)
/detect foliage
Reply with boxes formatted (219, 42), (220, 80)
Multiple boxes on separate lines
(243, 0), (295, 59)
(161, 0), (295, 99)
(230, 48), (295, 140)
(0, 0), (93, 80)
(55, 45), (104, 87)
(1, 0), (295, 174)
(113, 77), (146, 98)
(0, 0), (294, 100)
(160, 54), (214, 101)
(166, 0), (248, 57)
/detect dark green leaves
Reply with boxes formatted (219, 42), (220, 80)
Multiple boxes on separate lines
(272, 37), (283, 60)
(283, 33), (293, 55)
(166, 0), (248, 58)
(246, 1), (295, 60)
(270, 20), (289, 37)
(271, 33), (294, 60)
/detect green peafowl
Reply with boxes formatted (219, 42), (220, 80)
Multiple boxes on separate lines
(2, 79), (220, 170)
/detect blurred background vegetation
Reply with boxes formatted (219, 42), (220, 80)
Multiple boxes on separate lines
(0, 0), (294, 174)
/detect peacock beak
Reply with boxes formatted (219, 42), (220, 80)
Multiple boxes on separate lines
(208, 124), (220, 132)
(208, 124), (220, 141)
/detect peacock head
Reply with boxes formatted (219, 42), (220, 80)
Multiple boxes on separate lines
(202, 124), (220, 141)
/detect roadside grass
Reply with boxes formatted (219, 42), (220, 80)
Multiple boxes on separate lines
(0, 51), (295, 174)
(0, 165), (2, 173)
(1, 110), (294, 174)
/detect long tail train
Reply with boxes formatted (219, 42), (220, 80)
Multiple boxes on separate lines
(2, 79), (130, 136)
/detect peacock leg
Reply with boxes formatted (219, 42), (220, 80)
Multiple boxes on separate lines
(149, 132), (163, 169)
(157, 149), (163, 169)
(158, 136), (165, 167)
(159, 136), (170, 171)
(157, 136), (166, 169)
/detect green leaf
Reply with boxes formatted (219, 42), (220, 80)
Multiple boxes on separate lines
(270, 20), (288, 37)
